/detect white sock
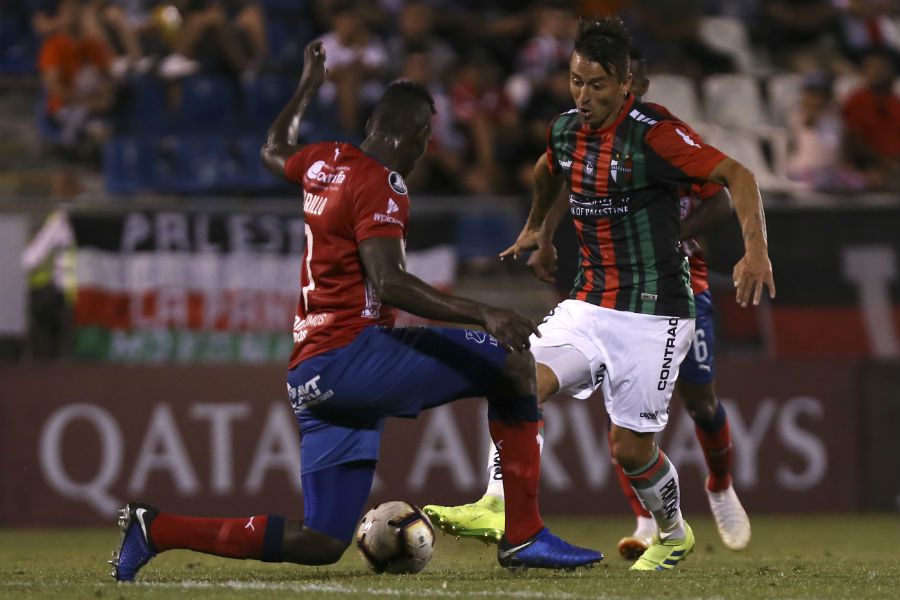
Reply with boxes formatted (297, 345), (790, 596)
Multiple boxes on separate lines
(484, 441), (504, 499)
(626, 447), (686, 540)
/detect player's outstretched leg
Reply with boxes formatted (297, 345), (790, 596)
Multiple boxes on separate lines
(423, 441), (506, 544)
(611, 438), (693, 571)
(110, 502), (292, 582)
(680, 380), (751, 550)
(110, 462), (373, 581)
(486, 351), (602, 570)
(605, 419), (657, 559)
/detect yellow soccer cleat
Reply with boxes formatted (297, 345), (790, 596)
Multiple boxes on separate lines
(629, 521), (695, 571)
(423, 495), (505, 544)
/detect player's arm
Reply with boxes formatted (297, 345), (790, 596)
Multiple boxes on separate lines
(260, 40), (326, 180)
(679, 188), (732, 241)
(359, 237), (540, 352)
(525, 185), (569, 283)
(707, 158), (776, 307)
(499, 154), (565, 260)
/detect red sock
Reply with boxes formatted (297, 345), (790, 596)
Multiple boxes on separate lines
(489, 420), (544, 544)
(150, 513), (273, 559)
(696, 418), (733, 492)
(607, 428), (651, 518)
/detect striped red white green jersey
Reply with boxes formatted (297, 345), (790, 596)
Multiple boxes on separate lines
(546, 95), (726, 318)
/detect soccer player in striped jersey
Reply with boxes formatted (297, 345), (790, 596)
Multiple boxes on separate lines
(110, 40), (603, 582)
(425, 17), (774, 571)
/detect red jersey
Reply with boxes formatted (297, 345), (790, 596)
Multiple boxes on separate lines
(284, 142), (411, 367)
(679, 182), (723, 296)
(645, 101), (721, 296)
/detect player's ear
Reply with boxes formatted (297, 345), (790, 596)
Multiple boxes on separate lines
(365, 118), (374, 137)
(416, 123), (432, 144)
(622, 71), (633, 95)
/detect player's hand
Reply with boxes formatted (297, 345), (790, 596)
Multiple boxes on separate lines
(733, 248), (775, 307)
(526, 242), (558, 283)
(300, 40), (327, 89)
(499, 228), (543, 261)
(480, 307), (541, 353)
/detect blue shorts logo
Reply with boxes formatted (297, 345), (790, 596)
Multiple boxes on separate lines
(287, 375), (333, 415)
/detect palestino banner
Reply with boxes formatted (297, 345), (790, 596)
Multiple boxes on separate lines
(66, 210), (456, 362)
(0, 358), (866, 526)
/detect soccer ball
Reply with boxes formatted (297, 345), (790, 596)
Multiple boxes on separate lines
(356, 501), (435, 574)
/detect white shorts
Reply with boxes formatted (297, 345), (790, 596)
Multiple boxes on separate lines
(529, 300), (695, 433)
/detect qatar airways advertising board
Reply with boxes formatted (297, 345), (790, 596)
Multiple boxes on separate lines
(0, 358), (862, 526)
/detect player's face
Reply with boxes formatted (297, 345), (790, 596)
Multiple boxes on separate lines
(570, 51), (631, 129)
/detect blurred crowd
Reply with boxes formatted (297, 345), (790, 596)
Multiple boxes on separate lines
(3, 0), (900, 194)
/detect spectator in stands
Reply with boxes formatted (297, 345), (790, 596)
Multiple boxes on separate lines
(834, 0), (900, 64)
(757, 0), (839, 71)
(159, 0), (267, 80)
(514, 64), (571, 190)
(318, 0), (388, 135)
(842, 48), (900, 189)
(38, 0), (116, 152)
(386, 0), (456, 79)
(451, 51), (520, 194)
(631, 0), (735, 80)
(786, 72), (866, 191)
(398, 42), (465, 194)
(507, 0), (574, 109)
(82, 0), (148, 78)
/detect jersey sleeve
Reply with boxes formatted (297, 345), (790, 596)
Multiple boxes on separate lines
(352, 169), (409, 243)
(645, 121), (727, 186)
(691, 181), (725, 201)
(283, 143), (325, 184)
(545, 115), (562, 175)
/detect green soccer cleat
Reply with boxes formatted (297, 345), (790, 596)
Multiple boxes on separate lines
(629, 521), (695, 571)
(423, 495), (505, 544)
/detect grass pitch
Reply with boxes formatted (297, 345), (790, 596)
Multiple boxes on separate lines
(1, 515), (898, 600)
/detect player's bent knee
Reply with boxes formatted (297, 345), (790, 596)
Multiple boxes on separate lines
(501, 350), (536, 395)
(679, 381), (718, 422)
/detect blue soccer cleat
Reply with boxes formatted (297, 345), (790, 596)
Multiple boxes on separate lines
(497, 527), (604, 570)
(109, 502), (159, 582)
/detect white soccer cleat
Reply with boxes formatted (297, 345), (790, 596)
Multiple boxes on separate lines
(706, 481), (751, 550)
(617, 515), (657, 560)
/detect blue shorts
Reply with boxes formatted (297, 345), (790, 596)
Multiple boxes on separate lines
(287, 326), (510, 476)
(679, 289), (715, 385)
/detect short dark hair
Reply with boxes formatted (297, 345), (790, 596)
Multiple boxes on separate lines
(383, 80), (436, 115)
(574, 16), (632, 82)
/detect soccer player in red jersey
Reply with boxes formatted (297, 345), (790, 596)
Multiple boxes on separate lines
(110, 40), (602, 582)
(425, 18), (774, 571)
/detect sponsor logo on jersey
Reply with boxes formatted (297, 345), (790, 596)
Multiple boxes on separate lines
(585, 161), (594, 174)
(675, 127), (701, 148)
(569, 192), (631, 217)
(287, 374), (333, 414)
(657, 317), (680, 390)
(292, 312), (335, 343)
(388, 171), (408, 195)
(373, 212), (404, 226)
(303, 190), (329, 215)
(387, 198), (400, 214)
(558, 158), (572, 170)
(305, 160), (347, 185)
(610, 153), (633, 184)
(594, 364), (606, 386)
